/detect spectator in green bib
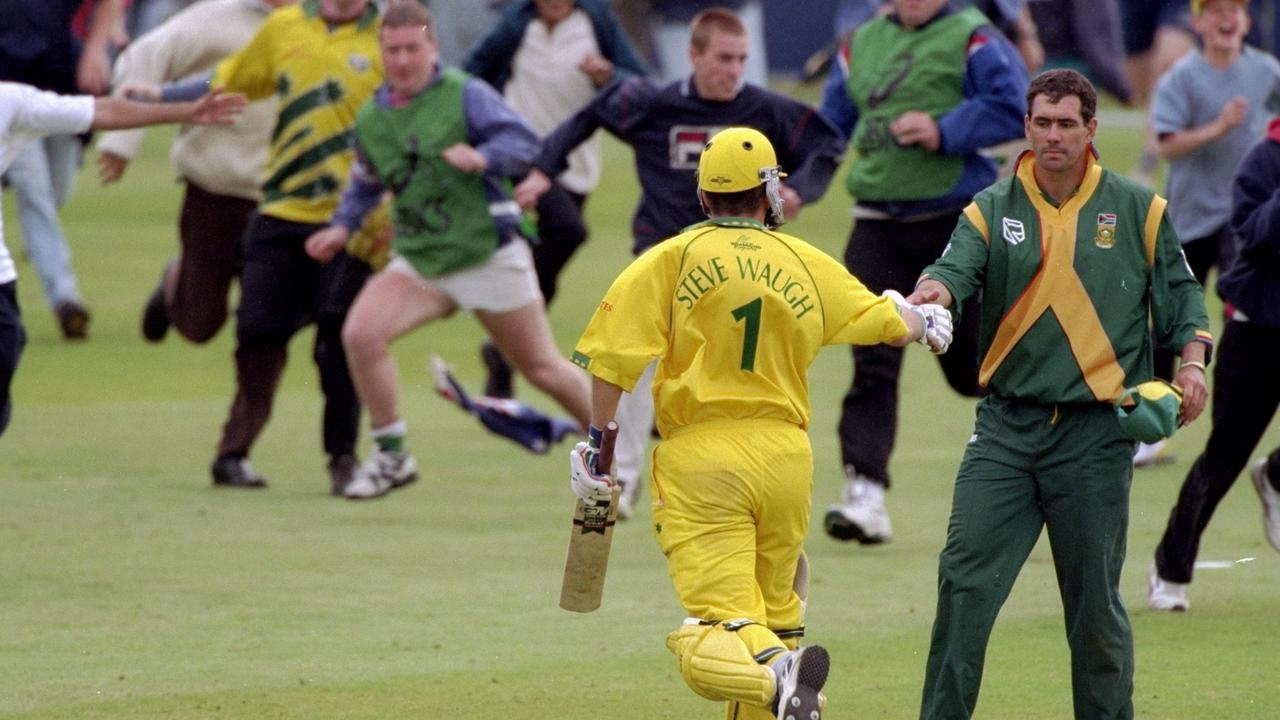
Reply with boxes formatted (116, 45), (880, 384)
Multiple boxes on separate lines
(818, 0), (1029, 545)
(908, 68), (1212, 720)
(305, 1), (591, 500)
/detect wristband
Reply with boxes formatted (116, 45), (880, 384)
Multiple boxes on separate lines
(1179, 360), (1207, 373)
(587, 424), (604, 449)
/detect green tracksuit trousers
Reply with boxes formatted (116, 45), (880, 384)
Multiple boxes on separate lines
(919, 395), (1136, 720)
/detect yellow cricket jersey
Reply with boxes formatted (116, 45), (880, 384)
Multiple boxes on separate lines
(212, 1), (382, 223)
(573, 218), (909, 434)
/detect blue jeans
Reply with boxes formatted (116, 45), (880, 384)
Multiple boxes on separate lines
(2, 135), (82, 310)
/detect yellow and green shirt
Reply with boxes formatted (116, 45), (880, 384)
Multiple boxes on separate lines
(573, 218), (909, 435)
(922, 151), (1212, 404)
(213, 0), (381, 223)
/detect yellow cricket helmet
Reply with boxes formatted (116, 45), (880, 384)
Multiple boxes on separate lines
(697, 127), (788, 227)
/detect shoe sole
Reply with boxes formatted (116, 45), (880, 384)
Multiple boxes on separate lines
(344, 473), (418, 501)
(212, 478), (267, 489)
(777, 646), (830, 720)
(823, 509), (888, 545)
(1250, 461), (1280, 552)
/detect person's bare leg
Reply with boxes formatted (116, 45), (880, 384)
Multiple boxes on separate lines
(478, 301), (591, 428)
(342, 268), (454, 429)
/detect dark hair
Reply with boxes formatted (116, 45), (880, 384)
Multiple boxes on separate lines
(1026, 69), (1097, 123)
(690, 7), (746, 52)
(702, 186), (764, 217)
(381, 0), (434, 39)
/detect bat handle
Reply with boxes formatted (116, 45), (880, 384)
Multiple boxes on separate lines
(596, 421), (619, 478)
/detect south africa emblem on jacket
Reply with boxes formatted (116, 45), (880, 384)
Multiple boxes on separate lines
(1094, 212), (1117, 249)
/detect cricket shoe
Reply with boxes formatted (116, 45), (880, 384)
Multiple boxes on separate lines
(772, 645), (830, 720)
(823, 468), (891, 544)
(211, 455), (267, 489)
(617, 477), (642, 520)
(1146, 563), (1189, 612)
(1249, 457), (1280, 552)
(1133, 439), (1174, 468)
(343, 450), (418, 500)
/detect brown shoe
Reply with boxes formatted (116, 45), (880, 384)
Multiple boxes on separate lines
(328, 453), (358, 496)
(56, 300), (90, 340)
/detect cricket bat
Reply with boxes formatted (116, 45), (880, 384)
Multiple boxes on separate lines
(559, 421), (620, 613)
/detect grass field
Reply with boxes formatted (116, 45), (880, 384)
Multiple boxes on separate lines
(3, 108), (1278, 719)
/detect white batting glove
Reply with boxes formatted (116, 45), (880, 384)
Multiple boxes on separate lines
(883, 290), (953, 354)
(569, 441), (613, 505)
(916, 303), (953, 354)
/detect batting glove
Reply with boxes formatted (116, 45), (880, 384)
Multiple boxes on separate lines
(883, 290), (953, 354)
(569, 426), (613, 505)
(916, 303), (953, 354)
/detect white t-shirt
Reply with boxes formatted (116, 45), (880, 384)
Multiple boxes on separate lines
(504, 10), (603, 195)
(0, 82), (95, 284)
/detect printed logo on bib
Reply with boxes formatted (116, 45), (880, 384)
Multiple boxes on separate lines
(1001, 217), (1025, 246)
(669, 126), (725, 170)
(1094, 212), (1116, 249)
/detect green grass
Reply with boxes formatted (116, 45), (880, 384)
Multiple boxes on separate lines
(2, 118), (1278, 719)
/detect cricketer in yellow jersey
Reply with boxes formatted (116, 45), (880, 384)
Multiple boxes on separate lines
(567, 127), (954, 720)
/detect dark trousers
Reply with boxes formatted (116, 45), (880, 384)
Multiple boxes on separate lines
(1154, 319), (1280, 583)
(838, 214), (983, 486)
(171, 182), (257, 343)
(1153, 225), (1235, 381)
(920, 397), (1135, 720)
(529, 183), (587, 304)
(217, 214), (370, 460)
(0, 281), (26, 436)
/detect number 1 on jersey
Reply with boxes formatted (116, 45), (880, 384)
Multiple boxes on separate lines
(731, 297), (762, 372)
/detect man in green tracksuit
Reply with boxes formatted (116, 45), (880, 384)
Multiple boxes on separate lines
(908, 69), (1213, 719)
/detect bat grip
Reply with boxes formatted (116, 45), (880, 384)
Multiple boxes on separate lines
(595, 421), (619, 477)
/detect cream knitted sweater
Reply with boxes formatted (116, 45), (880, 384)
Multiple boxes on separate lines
(98, 0), (278, 201)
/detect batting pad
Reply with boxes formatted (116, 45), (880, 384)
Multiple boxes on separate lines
(666, 621), (776, 708)
(429, 355), (579, 454)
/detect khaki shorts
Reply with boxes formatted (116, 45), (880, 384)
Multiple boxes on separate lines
(387, 240), (542, 313)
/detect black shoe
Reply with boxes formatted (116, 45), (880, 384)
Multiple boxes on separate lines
(328, 453), (357, 496)
(481, 341), (514, 398)
(211, 455), (268, 489)
(55, 301), (90, 340)
(141, 277), (170, 343)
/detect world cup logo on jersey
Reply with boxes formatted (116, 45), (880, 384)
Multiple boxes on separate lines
(1095, 213), (1117, 249)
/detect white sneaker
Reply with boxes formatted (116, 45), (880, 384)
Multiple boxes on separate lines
(771, 646), (830, 720)
(823, 468), (891, 544)
(1146, 563), (1189, 612)
(343, 450), (418, 500)
(1249, 457), (1280, 552)
(617, 477), (641, 520)
(1133, 439), (1174, 468)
